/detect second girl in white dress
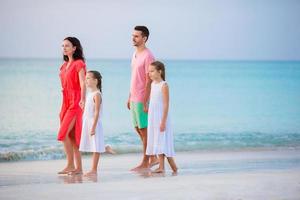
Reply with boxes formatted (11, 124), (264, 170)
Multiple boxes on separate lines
(146, 61), (178, 173)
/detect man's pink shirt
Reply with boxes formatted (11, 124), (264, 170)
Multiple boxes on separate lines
(130, 48), (155, 103)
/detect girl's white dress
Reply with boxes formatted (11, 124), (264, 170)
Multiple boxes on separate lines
(79, 90), (105, 153)
(146, 81), (175, 157)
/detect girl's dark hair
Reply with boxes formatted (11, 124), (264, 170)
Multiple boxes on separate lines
(88, 70), (102, 92)
(63, 37), (85, 62)
(151, 61), (166, 81)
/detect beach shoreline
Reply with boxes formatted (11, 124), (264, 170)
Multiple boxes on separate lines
(1, 149), (300, 199)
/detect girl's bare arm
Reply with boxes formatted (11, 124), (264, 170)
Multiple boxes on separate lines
(91, 94), (102, 135)
(160, 83), (169, 132)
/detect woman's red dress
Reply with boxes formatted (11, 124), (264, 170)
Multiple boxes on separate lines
(57, 59), (86, 147)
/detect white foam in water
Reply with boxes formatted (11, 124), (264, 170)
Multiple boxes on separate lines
(1, 59), (300, 161)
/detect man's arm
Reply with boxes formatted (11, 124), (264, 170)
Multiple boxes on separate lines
(143, 74), (152, 112)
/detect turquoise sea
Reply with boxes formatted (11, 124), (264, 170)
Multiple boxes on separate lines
(0, 59), (300, 161)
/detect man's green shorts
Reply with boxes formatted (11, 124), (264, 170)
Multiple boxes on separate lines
(130, 102), (148, 129)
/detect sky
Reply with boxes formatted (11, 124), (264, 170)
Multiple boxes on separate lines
(0, 0), (300, 60)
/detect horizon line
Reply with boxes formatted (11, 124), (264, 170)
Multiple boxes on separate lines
(0, 57), (299, 62)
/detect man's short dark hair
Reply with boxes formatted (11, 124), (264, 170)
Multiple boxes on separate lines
(134, 26), (150, 42)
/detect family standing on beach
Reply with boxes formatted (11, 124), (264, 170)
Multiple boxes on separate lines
(57, 26), (177, 176)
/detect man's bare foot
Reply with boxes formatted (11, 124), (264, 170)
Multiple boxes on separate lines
(152, 168), (165, 173)
(68, 169), (83, 176)
(58, 167), (75, 174)
(130, 163), (149, 171)
(84, 170), (97, 176)
(105, 145), (116, 155)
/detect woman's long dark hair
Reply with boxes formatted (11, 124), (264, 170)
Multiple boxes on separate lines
(63, 37), (85, 62)
(88, 70), (102, 92)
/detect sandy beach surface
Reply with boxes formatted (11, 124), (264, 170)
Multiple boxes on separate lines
(1, 149), (300, 200)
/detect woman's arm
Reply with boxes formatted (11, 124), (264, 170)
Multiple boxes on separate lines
(78, 68), (86, 109)
(91, 94), (102, 135)
(160, 83), (169, 132)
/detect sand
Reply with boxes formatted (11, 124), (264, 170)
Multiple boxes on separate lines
(1, 149), (300, 200)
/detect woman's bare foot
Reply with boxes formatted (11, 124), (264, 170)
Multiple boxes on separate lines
(58, 166), (75, 174)
(84, 170), (97, 176)
(152, 168), (165, 173)
(105, 145), (116, 155)
(68, 169), (83, 176)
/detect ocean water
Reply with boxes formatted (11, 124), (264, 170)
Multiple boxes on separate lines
(0, 59), (300, 161)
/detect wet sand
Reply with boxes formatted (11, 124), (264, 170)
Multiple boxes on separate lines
(1, 149), (300, 200)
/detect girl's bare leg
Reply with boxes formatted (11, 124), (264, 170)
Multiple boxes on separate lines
(105, 145), (116, 154)
(153, 154), (165, 173)
(167, 157), (178, 173)
(149, 155), (159, 167)
(85, 152), (100, 176)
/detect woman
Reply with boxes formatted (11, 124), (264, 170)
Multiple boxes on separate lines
(57, 37), (86, 175)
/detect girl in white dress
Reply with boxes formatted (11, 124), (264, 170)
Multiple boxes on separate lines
(146, 61), (178, 173)
(79, 70), (107, 176)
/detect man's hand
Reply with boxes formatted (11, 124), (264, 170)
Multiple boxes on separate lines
(143, 102), (148, 113)
(127, 99), (131, 110)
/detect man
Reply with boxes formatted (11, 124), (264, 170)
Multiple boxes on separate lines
(127, 26), (158, 170)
